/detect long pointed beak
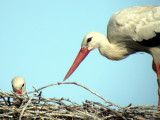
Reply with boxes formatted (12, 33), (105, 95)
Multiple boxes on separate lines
(64, 48), (91, 81)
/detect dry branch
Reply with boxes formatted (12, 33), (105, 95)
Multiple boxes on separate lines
(0, 82), (160, 120)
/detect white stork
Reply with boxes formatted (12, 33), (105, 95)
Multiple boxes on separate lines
(63, 5), (160, 106)
(12, 76), (26, 95)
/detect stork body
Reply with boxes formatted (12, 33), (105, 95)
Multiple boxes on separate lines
(64, 5), (160, 106)
(12, 76), (26, 95)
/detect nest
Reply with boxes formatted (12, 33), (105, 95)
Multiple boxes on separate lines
(0, 82), (160, 120)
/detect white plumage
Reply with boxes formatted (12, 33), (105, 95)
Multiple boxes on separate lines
(108, 5), (160, 42)
(64, 5), (160, 106)
(12, 76), (26, 95)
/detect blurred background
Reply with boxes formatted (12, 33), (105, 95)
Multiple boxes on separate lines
(0, 0), (159, 107)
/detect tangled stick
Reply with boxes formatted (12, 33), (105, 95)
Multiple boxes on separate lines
(28, 82), (126, 119)
(0, 82), (160, 119)
(28, 82), (121, 107)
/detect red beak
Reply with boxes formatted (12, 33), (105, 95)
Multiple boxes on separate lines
(16, 90), (22, 95)
(64, 48), (91, 81)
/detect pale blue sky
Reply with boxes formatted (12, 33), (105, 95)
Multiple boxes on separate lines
(0, 0), (160, 107)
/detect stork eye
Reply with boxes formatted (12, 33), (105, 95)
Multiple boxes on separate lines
(87, 37), (92, 43)
(22, 83), (24, 88)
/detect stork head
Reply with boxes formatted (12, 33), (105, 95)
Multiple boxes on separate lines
(64, 32), (106, 81)
(81, 32), (106, 50)
(12, 76), (26, 95)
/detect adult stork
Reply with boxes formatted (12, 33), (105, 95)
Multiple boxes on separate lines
(12, 76), (26, 95)
(63, 5), (160, 106)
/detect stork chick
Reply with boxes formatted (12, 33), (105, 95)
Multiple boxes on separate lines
(12, 76), (26, 95)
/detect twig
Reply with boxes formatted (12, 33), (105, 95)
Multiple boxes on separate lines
(1, 96), (8, 106)
(60, 97), (81, 106)
(19, 95), (35, 120)
(38, 91), (42, 104)
(28, 82), (127, 119)
(1, 83), (160, 119)
(28, 82), (122, 108)
(0, 90), (13, 97)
